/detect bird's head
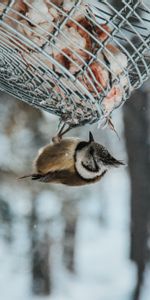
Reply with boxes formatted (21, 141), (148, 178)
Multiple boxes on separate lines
(75, 132), (124, 180)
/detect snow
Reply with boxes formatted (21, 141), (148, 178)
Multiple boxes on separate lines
(36, 191), (61, 220)
(0, 93), (150, 300)
(0, 153), (137, 300)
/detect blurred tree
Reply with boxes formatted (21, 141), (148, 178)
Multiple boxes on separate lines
(0, 93), (54, 296)
(62, 199), (78, 273)
(0, 197), (13, 242)
(30, 197), (51, 295)
(124, 89), (150, 300)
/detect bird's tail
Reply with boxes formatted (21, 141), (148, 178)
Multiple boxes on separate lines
(18, 173), (43, 180)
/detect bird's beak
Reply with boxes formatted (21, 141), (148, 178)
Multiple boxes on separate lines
(108, 156), (125, 167)
(89, 131), (94, 143)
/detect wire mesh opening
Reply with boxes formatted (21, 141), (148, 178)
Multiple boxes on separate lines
(0, 0), (150, 127)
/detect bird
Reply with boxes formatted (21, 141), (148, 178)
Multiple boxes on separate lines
(19, 132), (124, 186)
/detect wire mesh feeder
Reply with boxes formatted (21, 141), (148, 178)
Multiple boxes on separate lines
(0, 0), (150, 130)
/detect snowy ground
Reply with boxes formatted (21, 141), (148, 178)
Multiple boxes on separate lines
(0, 161), (138, 300)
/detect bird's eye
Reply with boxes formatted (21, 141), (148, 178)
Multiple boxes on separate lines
(89, 147), (94, 156)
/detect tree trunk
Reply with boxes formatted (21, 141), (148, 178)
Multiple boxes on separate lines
(30, 198), (51, 295)
(123, 89), (150, 300)
(62, 200), (78, 272)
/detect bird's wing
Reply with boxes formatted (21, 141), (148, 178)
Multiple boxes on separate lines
(35, 139), (80, 174)
(32, 170), (71, 183)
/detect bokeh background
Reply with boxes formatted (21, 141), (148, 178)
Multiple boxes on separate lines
(0, 82), (150, 300)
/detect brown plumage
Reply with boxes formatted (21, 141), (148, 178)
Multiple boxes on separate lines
(19, 132), (124, 186)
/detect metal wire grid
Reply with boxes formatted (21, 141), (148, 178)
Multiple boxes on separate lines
(93, 1), (150, 87)
(0, 0), (150, 127)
